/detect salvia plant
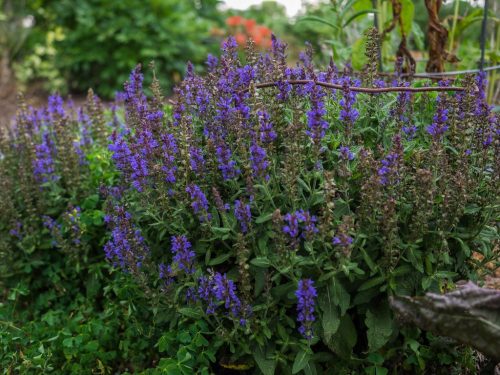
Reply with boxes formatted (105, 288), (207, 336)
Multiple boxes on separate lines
(0, 32), (498, 374)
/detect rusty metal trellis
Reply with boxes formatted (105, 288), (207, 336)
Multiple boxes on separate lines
(251, 79), (465, 94)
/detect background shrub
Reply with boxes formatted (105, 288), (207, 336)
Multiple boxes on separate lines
(26, 0), (221, 97)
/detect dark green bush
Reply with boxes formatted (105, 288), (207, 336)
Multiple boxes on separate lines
(0, 35), (498, 374)
(29, 0), (220, 97)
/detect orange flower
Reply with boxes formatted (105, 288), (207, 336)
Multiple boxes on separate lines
(258, 25), (272, 38)
(244, 18), (256, 32)
(234, 32), (247, 46)
(226, 15), (243, 27)
(251, 33), (262, 45)
(250, 26), (273, 47)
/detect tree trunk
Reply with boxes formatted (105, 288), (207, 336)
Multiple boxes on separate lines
(425, 0), (448, 72)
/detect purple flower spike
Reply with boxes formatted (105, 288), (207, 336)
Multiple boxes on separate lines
(206, 54), (218, 72)
(171, 235), (195, 274)
(306, 84), (328, 144)
(339, 76), (360, 127)
(427, 81), (450, 139)
(249, 141), (270, 181)
(186, 184), (211, 222)
(283, 210), (318, 241)
(258, 110), (277, 144)
(214, 272), (242, 318)
(159, 263), (175, 286)
(47, 94), (65, 118)
(339, 146), (354, 161)
(215, 140), (240, 180)
(33, 131), (59, 184)
(296, 279), (317, 340)
(378, 152), (399, 186)
(332, 234), (353, 247)
(161, 133), (177, 184)
(234, 200), (252, 233)
(283, 212), (300, 239)
(103, 206), (149, 272)
(197, 272), (246, 322)
(189, 146), (205, 173)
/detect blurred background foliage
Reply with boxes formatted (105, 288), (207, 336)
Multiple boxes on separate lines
(0, 0), (498, 101)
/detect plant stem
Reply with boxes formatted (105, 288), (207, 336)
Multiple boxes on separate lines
(448, 0), (460, 53)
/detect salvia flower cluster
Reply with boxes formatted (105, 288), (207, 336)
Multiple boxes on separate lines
(2, 32), (497, 372)
(102, 37), (498, 352)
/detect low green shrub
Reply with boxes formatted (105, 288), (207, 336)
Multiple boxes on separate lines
(0, 35), (498, 374)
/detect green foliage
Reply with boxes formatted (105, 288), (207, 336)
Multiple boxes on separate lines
(0, 36), (498, 375)
(14, 27), (66, 93)
(294, 0), (376, 64)
(29, 0), (219, 97)
(154, 320), (221, 375)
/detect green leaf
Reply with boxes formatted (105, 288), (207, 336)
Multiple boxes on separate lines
(351, 35), (367, 70)
(332, 278), (350, 315)
(207, 253), (231, 266)
(84, 340), (99, 352)
(304, 363), (318, 375)
(297, 16), (340, 31)
(253, 346), (276, 375)
(251, 257), (271, 268)
(211, 227), (231, 235)
(319, 286), (341, 342)
(365, 301), (393, 352)
(412, 21), (425, 50)
(254, 268), (266, 297)
(256, 212), (274, 224)
(360, 248), (378, 273)
(358, 275), (386, 291)
(178, 331), (191, 345)
(157, 333), (175, 352)
(333, 199), (350, 219)
(292, 349), (312, 374)
(178, 307), (203, 319)
(82, 194), (99, 209)
(343, 9), (378, 27)
(271, 282), (296, 300)
(399, 0), (414, 36)
(327, 314), (357, 359)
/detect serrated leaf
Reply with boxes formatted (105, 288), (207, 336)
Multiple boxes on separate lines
(319, 285), (341, 342)
(253, 346), (276, 375)
(365, 301), (393, 352)
(327, 314), (357, 359)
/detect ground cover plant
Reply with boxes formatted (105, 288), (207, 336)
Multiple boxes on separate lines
(0, 33), (499, 374)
